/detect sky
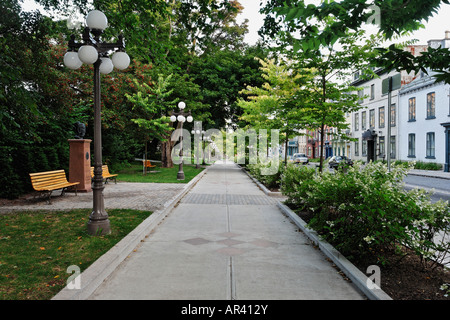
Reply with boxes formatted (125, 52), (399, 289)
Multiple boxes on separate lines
(22, 0), (450, 46)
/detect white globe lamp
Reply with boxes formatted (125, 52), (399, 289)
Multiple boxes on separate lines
(178, 101), (186, 109)
(99, 57), (114, 74)
(86, 10), (108, 31)
(78, 45), (98, 64)
(186, 115), (193, 123)
(170, 115), (177, 122)
(112, 51), (130, 70)
(63, 51), (82, 70)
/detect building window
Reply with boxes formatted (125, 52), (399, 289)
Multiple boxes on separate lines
(378, 136), (385, 157)
(362, 140), (367, 156)
(408, 133), (415, 157)
(426, 92), (435, 119)
(370, 84), (375, 100)
(369, 109), (375, 129)
(379, 106), (385, 128)
(426, 132), (435, 158)
(390, 136), (396, 159)
(390, 104), (396, 127)
(358, 89), (364, 103)
(362, 111), (366, 130)
(354, 139), (359, 156)
(354, 113), (359, 131)
(408, 97), (416, 121)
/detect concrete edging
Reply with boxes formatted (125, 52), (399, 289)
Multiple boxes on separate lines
(238, 165), (285, 198)
(276, 201), (393, 300)
(52, 167), (209, 300)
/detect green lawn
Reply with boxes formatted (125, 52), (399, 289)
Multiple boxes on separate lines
(0, 209), (152, 300)
(116, 163), (205, 183)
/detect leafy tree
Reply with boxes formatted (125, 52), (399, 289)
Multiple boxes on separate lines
(261, 0), (450, 83)
(238, 58), (311, 164)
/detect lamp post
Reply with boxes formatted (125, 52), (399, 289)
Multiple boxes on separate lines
(191, 121), (204, 169)
(170, 102), (193, 180)
(63, 10), (130, 235)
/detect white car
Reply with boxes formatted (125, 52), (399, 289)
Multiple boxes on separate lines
(292, 153), (309, 164)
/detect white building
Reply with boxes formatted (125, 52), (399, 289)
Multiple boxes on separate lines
(397, 32), (450, 168)
(350, 69), (401, 163)
(398, 71), (449, 166)
(349, 45), (428, 163)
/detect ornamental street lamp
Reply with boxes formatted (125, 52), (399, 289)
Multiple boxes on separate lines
(63, 10), (130, 235)
(170, 102), (193, 180)
(191, 127), (205, 169)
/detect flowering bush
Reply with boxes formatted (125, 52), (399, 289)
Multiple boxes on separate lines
(280, 163), (316, 206)
(246, 160), (285, 190)
(280, 161), (450, 266)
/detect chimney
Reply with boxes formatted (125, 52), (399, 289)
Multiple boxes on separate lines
(446, 30), (450, 39)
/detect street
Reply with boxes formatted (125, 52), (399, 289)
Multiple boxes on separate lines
(403, 175), (450, 203)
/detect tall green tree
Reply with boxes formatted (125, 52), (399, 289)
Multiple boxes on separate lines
(238, 58), (311, 164)
(261, 0), (450, 83)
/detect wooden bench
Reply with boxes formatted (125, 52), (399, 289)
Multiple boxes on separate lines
(144, 160), (156, 168)
(29, 170), (79, 204)
(91, 165), (118, 184)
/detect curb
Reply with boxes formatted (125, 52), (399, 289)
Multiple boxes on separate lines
(407, 172), (450, 180)
(276, 201), (393, 300)
(52, 167), (209, 300)
(238, 165), (285, 198)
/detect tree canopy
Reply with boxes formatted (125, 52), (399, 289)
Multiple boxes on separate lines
(260, 0), (450, 83)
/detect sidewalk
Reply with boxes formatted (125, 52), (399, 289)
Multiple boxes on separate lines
(55, 161), (367, 300)
(408, 168), (450, 180)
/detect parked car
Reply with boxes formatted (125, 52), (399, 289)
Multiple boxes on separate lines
(293, 153), (309, 164)
(328, 156), (353, 169)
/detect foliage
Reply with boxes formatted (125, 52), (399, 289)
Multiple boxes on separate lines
(389, 160), (443, 171)
(281, 161), (450, 267)
(260, 0), (450, 84)
(238, 57), (312, 164)
(191, 47), (267, 129)
(0, 0), (269, 198)
(246, 160), (285, 190)
(126, 74), (176, 142)
(280, 163), (316, 203)
(256, 3), (383, 171)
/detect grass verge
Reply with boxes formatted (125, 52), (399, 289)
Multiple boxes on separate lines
(116, 163), (204, 183)
(0, 209), (152, 300)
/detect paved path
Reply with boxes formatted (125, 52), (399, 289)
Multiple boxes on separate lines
(87, 162), (365, 300)
(0, 182), (185, 213)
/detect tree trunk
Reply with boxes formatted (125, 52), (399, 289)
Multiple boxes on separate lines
(284, 136), (288, 167)
(319, 121), (325, 173)
(161, 139), (174, 168)
(319, 74), (327, 173)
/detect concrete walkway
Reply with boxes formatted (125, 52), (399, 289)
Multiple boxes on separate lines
(83, 162), (365, 300)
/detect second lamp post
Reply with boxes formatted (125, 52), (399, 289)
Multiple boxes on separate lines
(170, 102), (193, 180)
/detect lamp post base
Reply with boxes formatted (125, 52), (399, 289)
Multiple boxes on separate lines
(87, 217), (111, 236)
(177, 171), (185, 180)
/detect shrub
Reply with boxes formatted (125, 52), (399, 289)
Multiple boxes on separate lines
(280, 163), (316, 207)
(414, 161), (443, 171)
(247, 159), (285, 190)
(281, 161), (450, 266)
